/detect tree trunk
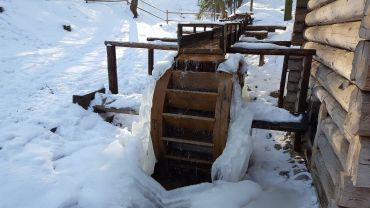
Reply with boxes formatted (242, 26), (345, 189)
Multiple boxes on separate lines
(130, 0), (138, 18)
(284, 0), (293, 21)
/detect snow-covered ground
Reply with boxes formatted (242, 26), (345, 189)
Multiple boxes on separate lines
(0, 0), (317, 207)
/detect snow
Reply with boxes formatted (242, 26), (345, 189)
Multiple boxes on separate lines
(217, 53), (248, 73)
(0, 0), (317, 207)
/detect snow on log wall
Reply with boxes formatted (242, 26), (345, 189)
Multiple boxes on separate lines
(295, 0), (370, 207)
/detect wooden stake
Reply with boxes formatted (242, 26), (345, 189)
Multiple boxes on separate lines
(106, 45), (118, 94)
(148, 49), (154, 75)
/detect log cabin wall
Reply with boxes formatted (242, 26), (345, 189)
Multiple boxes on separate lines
(295, 0), (370, 207)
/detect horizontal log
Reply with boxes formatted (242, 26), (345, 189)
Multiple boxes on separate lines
(344, 89), (370, 137)
(304, 42), (354, 81)
(310, 61), (358, 111)
(146, 37), (178, 42)
(312, 85), (349, 138)
(352, 41), (370, 91)
(306, 0), (366, 26)
(360, 1), (370, 39)
(320, 117), (349, 170)
(244, 25), (286, 32)
(227, 47), (316, 55)
(304, 21), (362, 51)
(104, 41), (178, 50)
(307, 0), (335, 11)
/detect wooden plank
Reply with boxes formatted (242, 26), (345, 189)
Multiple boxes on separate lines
(227, 47), (316, 55)
(244, 25), (286, 32)
(307, 0), (335, 11)
(212, 73), (233, 158)
(170, 71), (221, 92)
(352, 41), (370, 91)
(151, 70), (172, 159)
(304, 42), (354, 81)
(304, 21), (362, 51)
(162, 113), (215, 131)
(162, 137), (213, 147)
(164, 155), (213, 165)
(243, 30), (268, 40)
(106, 45), (118, 94)
(320, 117), (350, 169)
(306, 0), (366, 25)
(165, 89), (218, 112)
(72, 88), (105, 109)
(146, 37), (178, 42)
(251, 119), (307, 133)
(105, 41), (178, 50)
(344, 89), (370, 137)
(311, 61), (358, 112)
(93, 105), (138, 115)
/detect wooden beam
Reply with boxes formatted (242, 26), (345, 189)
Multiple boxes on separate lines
(105, 41), (178, 50)
(243, 30), (268, 40)
(279, 55), (289, 108)
(162, 113), (215, 131)
(244, 25), (286, 32)
(165, 89), (218, 112)
(106, 45), (118, 94)
(146, 37), (178, 42)
(227, 47), (316, 55)
(93, 105), (138, 115)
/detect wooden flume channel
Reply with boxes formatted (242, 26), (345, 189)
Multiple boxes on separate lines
(72, 14), (317, 189)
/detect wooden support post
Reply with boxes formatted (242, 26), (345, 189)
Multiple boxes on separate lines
(166, 10), (169, 24)
(193, 26), (196, 34)
(279, 55), (289, 108)
(106, 45), (118, 94)
(148, 49), (154, 75)
(298, 55), (312, 112)
(177, 24), (182, 47)
(259, 55), (265, 66)
(250, 0), (253, 12)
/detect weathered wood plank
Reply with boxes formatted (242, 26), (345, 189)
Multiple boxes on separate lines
(227, 47), (316, 55)
(165, 89), (218, 112)
(105, 41), (178, 50)
(347, 136), (370, 188)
